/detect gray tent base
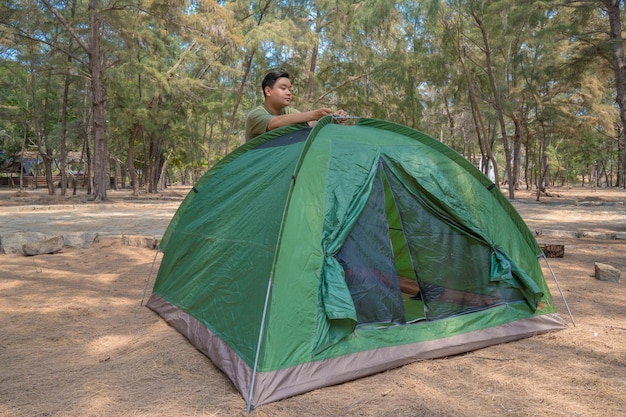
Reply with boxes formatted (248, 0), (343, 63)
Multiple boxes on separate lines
(148, 294), (567, 409)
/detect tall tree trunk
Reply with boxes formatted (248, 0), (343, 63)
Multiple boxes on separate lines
(536, 119), (548, 201)
(89, 0), (108, 201)
(41, 152), (55, 194)
(226, 51), (255, 153)
(206, 118), (213, 168)
(305, 40), (318, 103)
(60, 66), (71, 196)
(127, 124), (139, 196)
(606, 0), (626, 189)
(523, 130), (532, 189)
(223, 8), (270, 151)
(59, 0), (76, 197)
(40, 0), (109, 200)
(28, 56), (55, 195)
(618, 125), (625, 187)
(83, 79), (93, 195)
(512, 113), (524, 190)
(146, 139), (154, 193)
(128, 95), (159, 196)
(442, 19), (500, 185)
(472, 11), (512, 198)
(148, 125), (168, 193)
(19, 121), (27, 191)
(113, 158), (121, 190)
(304, 7), (321, 103)
(224, 1), (272, 149)
(159, 152), (171, 191)
(128, 42), (195, 193)
(444, 96), (457, 151)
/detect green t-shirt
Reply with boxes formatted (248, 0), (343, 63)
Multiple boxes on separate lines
(244, 105), (301, 141)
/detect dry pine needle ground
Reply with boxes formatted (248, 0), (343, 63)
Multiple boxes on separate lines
(1, 188), (625, 417)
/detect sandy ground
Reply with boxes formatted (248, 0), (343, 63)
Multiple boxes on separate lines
(1, 186), (625, 416)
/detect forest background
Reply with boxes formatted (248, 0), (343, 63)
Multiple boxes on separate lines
(1, 0), (625, 201)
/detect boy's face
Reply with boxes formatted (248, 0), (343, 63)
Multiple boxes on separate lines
(265, 77), (293, 110)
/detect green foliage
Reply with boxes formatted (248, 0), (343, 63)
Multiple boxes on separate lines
(0, 0), (624, 190)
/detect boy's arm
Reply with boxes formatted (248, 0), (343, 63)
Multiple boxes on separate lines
(266, 108), (333, 131)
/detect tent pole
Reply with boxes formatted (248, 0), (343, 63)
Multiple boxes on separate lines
(140, 249), (162, 306)
(541, 254), (576, 327)
(247, 276), (273, 413)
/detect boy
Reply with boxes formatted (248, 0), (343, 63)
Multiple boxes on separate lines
(245, 71), (346, 141)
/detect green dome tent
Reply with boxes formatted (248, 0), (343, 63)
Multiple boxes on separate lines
(147, 117), (566, 410)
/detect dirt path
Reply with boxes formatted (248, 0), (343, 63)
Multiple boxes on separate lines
(1, 186), (625, 416)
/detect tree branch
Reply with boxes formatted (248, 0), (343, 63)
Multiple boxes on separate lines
(314, 72), (373, 104)
(38, 0), (91, 55)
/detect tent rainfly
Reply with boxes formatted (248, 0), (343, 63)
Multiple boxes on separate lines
(147, 117), (567, 410)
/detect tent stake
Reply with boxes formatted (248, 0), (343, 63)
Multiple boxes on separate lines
(541, 254), (576, 327)
(140, 249), (162, 306)
(247, 276), (273, 413)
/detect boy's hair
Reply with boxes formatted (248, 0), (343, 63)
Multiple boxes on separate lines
(262, 71), (290, 97)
